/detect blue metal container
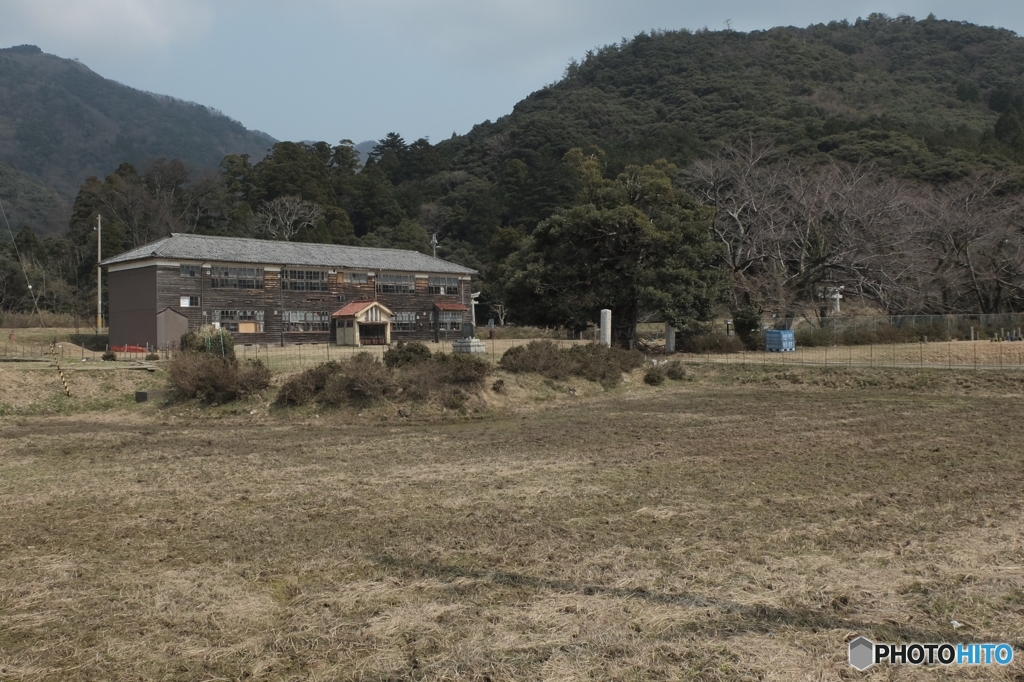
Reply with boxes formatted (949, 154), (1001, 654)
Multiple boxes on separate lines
(765, 329), (795, 352)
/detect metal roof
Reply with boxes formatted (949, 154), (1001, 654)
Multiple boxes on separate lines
(100, 233), (477, 275)
(332, 300), (389, 318)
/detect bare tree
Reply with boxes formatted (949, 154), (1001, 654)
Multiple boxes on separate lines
(254, 196), (325, 241)
(683, 142), (930, 315)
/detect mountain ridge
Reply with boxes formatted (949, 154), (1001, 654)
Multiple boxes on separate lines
(0, 44), (277, 236)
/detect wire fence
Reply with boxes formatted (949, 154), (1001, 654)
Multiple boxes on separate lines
(0, 337), (594, 372)
(5, 332), (1024, 372)
(769, 313), (1024, 345)
(674, 339), (1024, 371)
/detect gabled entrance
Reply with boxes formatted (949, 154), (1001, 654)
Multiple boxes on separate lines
(332, 300), (393, 347)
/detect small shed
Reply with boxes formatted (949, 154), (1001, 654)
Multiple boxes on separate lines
(332, 300), (393, 346)
(156, 307), (189, 349)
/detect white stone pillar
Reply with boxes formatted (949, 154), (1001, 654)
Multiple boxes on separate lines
(664, 323), (676, 353)
(600, 309), (612, 347)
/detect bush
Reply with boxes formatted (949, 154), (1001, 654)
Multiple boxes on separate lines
(169, 354), (269, 403)
(383, 341), (433, 368)
(499, 341), (643, 388)
(499, 340), (563, 376)
(732, 306), (763, 350)
(665, 360), (687, 380)
(322, 358), (399, 405)
(277, 352), (492, 409)
(180, 325), (235, 361)
(644, 365), (666, 385)
(235, 359), (272, 396)
(431, 352), (491, 385)
(145, 353), (160, 361)
(275, 361), (342, 406)
(565, 343), (643, 387)
(101, 350), (117, 361)
(439, 386), (469, 410)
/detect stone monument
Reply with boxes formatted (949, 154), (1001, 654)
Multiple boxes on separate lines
(452, 322), (487, 355)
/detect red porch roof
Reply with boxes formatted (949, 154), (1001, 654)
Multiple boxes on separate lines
(434, 302), (468, 312)
(332, 300), (377, 317)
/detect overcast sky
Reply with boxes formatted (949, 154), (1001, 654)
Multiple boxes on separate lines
(2, 1), (1023, 146)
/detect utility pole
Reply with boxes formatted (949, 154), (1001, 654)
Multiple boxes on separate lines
(95, 214), (102, 330)
(430, 233), (438, 258)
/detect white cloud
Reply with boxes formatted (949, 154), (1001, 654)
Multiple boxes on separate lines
(1, 0), (215, 52)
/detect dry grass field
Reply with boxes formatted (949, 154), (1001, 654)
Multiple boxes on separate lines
(2, 363), (1024, 680)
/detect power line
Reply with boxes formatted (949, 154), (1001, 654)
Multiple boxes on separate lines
(0, 196), (47, 329)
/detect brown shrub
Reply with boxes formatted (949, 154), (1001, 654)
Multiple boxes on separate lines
(383, 341), (433, 368)
(500, 341), (643, 388)
(499, 341), (563, 376)
(235, 359), (272, 397)
(430, 352), (490, 385)
(665, 360), (687, 380)
(179, 325), (236, 361)
(644, 365), (666, 385)
(169, 354), (269, 403)
(322, 359), (399, 405)
(274, 361), (342, 406)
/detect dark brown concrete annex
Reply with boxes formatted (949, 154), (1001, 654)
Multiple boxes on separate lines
(101, 233), (477, 349)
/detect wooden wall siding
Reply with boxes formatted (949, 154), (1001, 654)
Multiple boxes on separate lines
(151, 265), (471, 346)
(109, 266), (158, 347)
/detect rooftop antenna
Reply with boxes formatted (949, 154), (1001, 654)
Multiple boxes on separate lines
(430, 232), (439, 258)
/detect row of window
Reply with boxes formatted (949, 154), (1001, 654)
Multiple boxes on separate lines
(211, 267), (264, 290)
(212, 310), (265, 333)
(179, 304), (460, 333)
(179, 266), (460, 294)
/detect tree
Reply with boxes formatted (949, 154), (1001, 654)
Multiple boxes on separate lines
(253, 196), (325, 241)
(498, 149), (727, 346)
(360, 219), (431, 254)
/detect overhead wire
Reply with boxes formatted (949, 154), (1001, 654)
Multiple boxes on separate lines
(0, 195), (47, 329)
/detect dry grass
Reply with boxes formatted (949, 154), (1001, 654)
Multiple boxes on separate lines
(677, 339), (1024, 370)
(1, 366), (1024, 679)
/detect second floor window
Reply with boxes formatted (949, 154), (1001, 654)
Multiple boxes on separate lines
(211, 266), (264, 289)
(428, 276), (460, 295)
(376, 274), (414, 294)
(283, 269), (328, 291)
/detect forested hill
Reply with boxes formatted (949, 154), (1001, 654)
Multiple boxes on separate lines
(0, 44), (275, 235)
(441, 14), (1024, 218)
(9, 15), (1024, 323)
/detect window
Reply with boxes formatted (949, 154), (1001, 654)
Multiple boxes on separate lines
(211, 266), (264, 289)
(345, 272), (368, 284)
(391, 312), (416, 331)
(284, 310), (329, 332)
(375, 274), (414, 294)
(180, 295), (200, 307)
(431, 311), (462, 331)
(179, 264), (200, 278)
(212, 310), (264, 333)
(429, 276), (460, 295)
(282, 270), (328, 292)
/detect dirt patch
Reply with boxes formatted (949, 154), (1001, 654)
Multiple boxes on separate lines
(0, 366), (164, 414)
